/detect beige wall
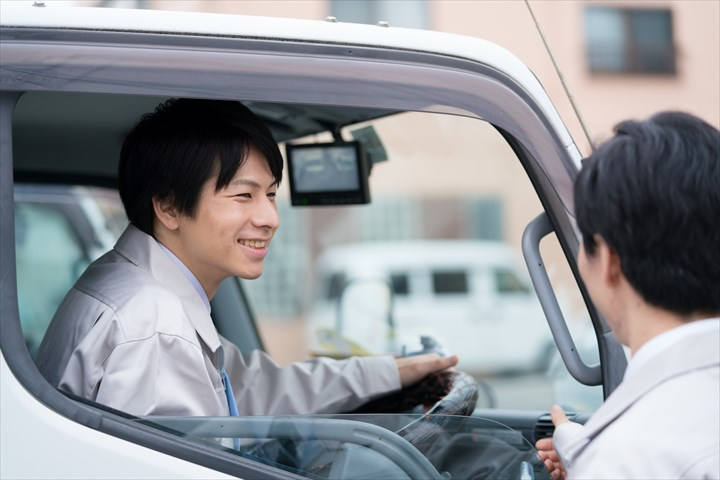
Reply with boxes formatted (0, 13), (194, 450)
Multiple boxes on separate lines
(430, 0), (719, 153)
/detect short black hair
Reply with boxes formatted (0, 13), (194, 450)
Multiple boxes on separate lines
(574, 111), (720, 315)
(118, 98), (283, 235)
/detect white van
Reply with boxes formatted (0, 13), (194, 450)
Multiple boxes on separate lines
(310, 241), (555, 374)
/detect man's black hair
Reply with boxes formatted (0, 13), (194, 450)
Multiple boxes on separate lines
(118, 98), (283, 235)
(574, 111), (720, 315)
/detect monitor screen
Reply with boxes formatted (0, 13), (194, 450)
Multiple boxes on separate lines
(286, 141), (370, 206)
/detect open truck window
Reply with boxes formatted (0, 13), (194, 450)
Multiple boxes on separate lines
(1, 3), (625, 478)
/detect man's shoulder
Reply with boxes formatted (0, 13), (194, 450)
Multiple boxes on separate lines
(597, 348), (718, 427)
(589, 361), (719, 455)
(572, 369), (719, 479)
(65, 251), (193, 342)
(74, 251), (179, 308)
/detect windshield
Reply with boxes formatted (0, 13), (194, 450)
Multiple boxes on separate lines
(140, 413), (550, 479)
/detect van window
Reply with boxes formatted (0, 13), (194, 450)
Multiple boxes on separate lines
(325, 272), (346, 301)
(494, 268), (531, 294)
(432, 271), (468, 295)
(390, 273), (409, 295)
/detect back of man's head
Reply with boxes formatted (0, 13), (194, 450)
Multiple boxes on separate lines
(118, 98), (283, 236)
(575, 111), (720, 316)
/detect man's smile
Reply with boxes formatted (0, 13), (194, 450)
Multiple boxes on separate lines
(237, 239), (268, 249)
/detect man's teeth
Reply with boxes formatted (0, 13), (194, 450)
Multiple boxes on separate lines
(239, 240), (266, 248)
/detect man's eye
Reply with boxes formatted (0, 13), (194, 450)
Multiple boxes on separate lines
(235, 193), (251, 199)
(267, 192), (277, 200)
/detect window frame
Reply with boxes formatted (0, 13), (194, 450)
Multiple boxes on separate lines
(585, 5), (677, 75)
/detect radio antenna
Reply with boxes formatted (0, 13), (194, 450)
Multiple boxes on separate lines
(524, 0), (596, 151)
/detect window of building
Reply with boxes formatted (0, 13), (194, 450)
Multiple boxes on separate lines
(585, 6), (676, 75)
(468, 197), (502, 241)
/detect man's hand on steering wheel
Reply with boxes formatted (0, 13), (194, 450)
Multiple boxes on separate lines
(395, 353), (459, 388)
(352, 349), (477, 450)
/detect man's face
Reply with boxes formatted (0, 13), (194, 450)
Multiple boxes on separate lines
(173, 144), (279, 294)
(577, 240), (626, 345)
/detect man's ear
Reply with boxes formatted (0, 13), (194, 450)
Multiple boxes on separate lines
(595, 234), (623, 287)
(152, 196), (180, 231)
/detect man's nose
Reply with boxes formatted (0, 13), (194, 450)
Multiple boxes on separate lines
(252, 197), (280, 230)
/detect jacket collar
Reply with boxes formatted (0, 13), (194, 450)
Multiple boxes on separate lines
(113, 224), (222, 353)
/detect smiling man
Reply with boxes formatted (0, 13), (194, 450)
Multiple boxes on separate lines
(35, 98), (457, 417)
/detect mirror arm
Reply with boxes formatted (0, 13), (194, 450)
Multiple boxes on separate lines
(521, 213), (601, 386)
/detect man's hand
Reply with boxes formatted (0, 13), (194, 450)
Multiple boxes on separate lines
(536, 437), (566, 480)
(394, 353), (459, 388)
(535, 405), (571, 480)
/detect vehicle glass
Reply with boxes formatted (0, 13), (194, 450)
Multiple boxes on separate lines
(240, 110), (603, 413)
(15, 199), (87, 357)
(14, 185), (125, 358)
(432, 271), (469, 295)
(390, 273), (410, 296)
(495, 269), (531, 294)
(91, 189), (129, 238)
(139, 414), (550, 480)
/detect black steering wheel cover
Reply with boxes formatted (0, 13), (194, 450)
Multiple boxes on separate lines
(349, 370), (479, 448)
(352, 370), (479, 415)
(394, 371), (479, 448)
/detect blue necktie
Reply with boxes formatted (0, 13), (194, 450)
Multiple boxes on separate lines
(221, 367), (240, 449)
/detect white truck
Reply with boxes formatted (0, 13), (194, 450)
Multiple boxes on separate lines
(1, 2), (623, 478)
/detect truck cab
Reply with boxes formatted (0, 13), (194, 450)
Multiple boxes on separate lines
(1, 3), (624, 478)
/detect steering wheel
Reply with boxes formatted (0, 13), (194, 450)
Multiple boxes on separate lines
(348, 372), (544, 479)
(350, 370), (480, 449)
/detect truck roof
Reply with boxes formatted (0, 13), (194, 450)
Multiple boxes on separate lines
(0, 1), (577, 164)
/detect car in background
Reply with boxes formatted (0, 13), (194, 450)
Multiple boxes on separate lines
(1, 3), (626, 479)
(309, 240), (556, 374)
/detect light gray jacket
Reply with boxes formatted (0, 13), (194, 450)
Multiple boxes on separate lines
(554, 320), (720, 479)
(35, 224), (400, 416)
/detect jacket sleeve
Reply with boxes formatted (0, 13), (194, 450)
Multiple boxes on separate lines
(552, 421), (588, 475)
(222, 337), (401, 416)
